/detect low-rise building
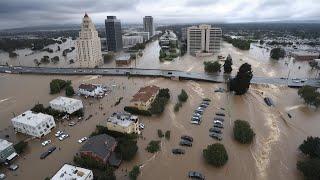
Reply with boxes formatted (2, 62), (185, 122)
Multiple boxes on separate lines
(122, 35), (143, 49)
(115, 54), (131, 65)
(135, 32), (150, 42)
(11, 110), (56, 138)
(291, 52), (319, 61)
(49, 96), (83, 114)
(51, 164), (93, 180)
(103, 112), (139, 134)
(80, 134), (119, 166)
(130, 85), (160, 110)
(78, 84), (106, 97)
(0, 139), (17, 163)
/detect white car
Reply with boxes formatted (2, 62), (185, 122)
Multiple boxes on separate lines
(78, 137), (88, 144)
(0, 173), (6, 179)
(68, 121), (76, 126)
(41, 140), (52, 147)
(190, 121), (200, 125)
(139, 123), (145, 130)
(55, 131), (63, 137)
(213, 120), (223, 125)
(59, 134), (69, 141)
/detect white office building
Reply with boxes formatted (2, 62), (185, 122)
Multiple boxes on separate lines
(135, 32), (150, 42)
(187, 24), (222, 55)
(122, 35), (143, 48)
(76, 13), (103, 68)
(11, 111), (56, 138)
(49, 96), (83, 114)
(143, 16), (154, 37)
(78, 84), (107, 97)
(52, 164), (93, 180)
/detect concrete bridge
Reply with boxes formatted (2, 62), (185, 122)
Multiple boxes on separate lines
(1, 65), (319, 88)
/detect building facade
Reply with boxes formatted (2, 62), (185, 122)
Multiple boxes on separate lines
(52, 164), (93, 180)
(122, 35), (143, 49)
(11, 110), (56, 138)
(49, 96), (83, 114)
(76, 13), (103, 68)
(187, 24), (222, 55)
(130, 85), (160, 110)
(103, 112), (140, 134)
(0, 139), (17, 163)
(78, 84), (106, 97)
(135, 32), (150, 42)
(143, 16), (154, 37)
(105, 16), (123, 52)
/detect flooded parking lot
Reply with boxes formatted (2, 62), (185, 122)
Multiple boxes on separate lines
(0, 73), (319, 180)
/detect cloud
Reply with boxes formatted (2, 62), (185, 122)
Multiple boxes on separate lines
(0, 0), (319, 29)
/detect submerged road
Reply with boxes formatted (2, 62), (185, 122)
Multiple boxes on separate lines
(1, 65), (319, 88)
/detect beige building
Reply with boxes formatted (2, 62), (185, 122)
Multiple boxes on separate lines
(76, 13), (103, 68)
(102, 112), (140, 134)
(187, 24), (222, 55)
(130, 85), (160, 110)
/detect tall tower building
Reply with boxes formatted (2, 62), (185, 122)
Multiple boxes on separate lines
(143, 16), (154, 37)
(76, 13), (103, 68)
(105, 16), (123, 52)
(187, 24), (222, 55)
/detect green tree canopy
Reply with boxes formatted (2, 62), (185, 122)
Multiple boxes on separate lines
(233, 120), (255, 144)
(203, 143), (228, 167)
(204, 61), (221, 73)
(299, 136), (320, 158)
(229, 63), (253, 95)
(65, 85), (75, 97)
(298, 85), (320, 108)
(223, 54), (233, 74)
(129, 165), (141, 180)
(297, 158), (320, 180)
(270, 48), (285, 60)
(178, 89), (188, 102)
(146, 140), (161, 153)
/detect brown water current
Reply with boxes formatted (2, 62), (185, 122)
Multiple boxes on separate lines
(0, 40), (319, 180)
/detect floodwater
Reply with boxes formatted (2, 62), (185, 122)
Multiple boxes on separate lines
(0, 40), (319, 180)
(1, 39), (318, 79)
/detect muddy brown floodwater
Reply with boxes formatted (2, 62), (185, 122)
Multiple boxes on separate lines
(0, 73), (319, 180)
(0, 39), (319, 180)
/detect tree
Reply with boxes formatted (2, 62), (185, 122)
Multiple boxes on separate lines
(157, 129), (164, 138)
(299, 136), (320, 158)
(204, 61), (221, 73)
(129, 165), (140, 180)
(174, 102), (182, 112)
(309, 60), (319, 69)
(50, 79), (67, 94)
(146, 140), (161, 153)
(165, 130), (171, 140)
(298, 85), (320, 108)
(14, 141), (28, 154)
(65, 85), (75, 97)
(203, 143), (228, 167)
(223, 55), (233, 74)
(51, 56), (59, 63)
(31, 104), (46, 113)
(297, 158), (320, 180)
(229, 63), (253, 95)
(116, 138), (138, 161)
(270, 48), (285, 60)
(103, 53), (114, 62)
(40, 55), (50, 64)
(233, 120), (255, 144)
(178, 89), (188, 102)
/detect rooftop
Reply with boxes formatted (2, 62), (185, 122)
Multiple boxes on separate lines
(11, 110), (53, 127)
(0, 139), (13, 151)
(131, 85), (160, 103)
(115, 54), (131, 61)
(107, 112), (138, 128)
(49, 96), (82, 107)
(79, 83), (97, 92)
(80, 134), (116, 159)
(51, 164), (93, 180)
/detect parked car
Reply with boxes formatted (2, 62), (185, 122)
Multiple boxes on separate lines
(202, 98), (211, 102)
(190, 120), (201, 125)
(55, 131), (63, 137)
(213, 123), (224, 129)
(78, 137), (88, 144)
(213, 120), (223, 125)
(68, 121), (76, 126)
(58, 134), (69, 141)
(40, 151), (50, 159)
(215, 113), (225, 117)
(199, 104), (208, 108)
(202, 101), (210, 105)
(0, 173), (6, 179)
(180, 140), (192, 147)
(209, 133), (222, 141)
(8, 164), (19, 171)
(48, 146), (57, 153)
(172, 148), (185, 155)
(213, 117), (224, 122)
(188, 171), (205, 180)
(194, 110), (203, 115)
(209, 127), (222, 134)
(139, 123), (145, 130)
(193, 113), (202, 117)
(181, 135), (193, 142)
(192, 116), (201, 121)
(41, 140), (52, 147)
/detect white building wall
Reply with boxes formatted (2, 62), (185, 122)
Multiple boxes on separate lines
(76, 14), (103, 68)
(49, 97), (84, 114)
(122, 36), (143, 48)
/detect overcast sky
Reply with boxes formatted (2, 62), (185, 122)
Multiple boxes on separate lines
(0, 0), (320, 29)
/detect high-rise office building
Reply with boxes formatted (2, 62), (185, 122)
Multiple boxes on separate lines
(143, 16), (154, 37)
(105, 16), (123, 52)
(76, 13), (103, 68)
(187, 24), (222, 55)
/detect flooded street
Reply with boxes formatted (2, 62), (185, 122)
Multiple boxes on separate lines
(0, 40), (319, 180)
